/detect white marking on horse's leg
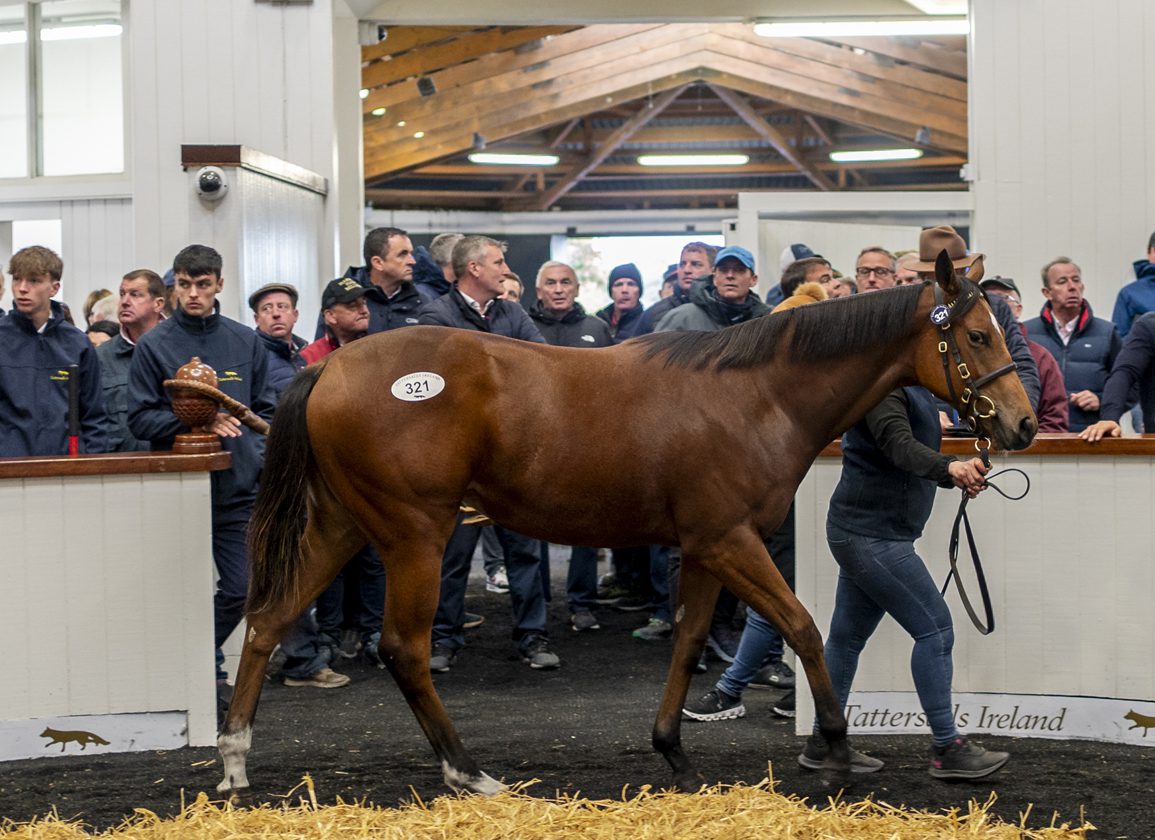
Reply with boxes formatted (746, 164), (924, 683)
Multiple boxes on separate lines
(217, 727), (252, 793)
(442, 760), (507, 796)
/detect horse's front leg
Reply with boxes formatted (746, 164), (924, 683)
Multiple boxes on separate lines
(651, 549), (721, 791)
(702, 531), (851, 775)
(376, 526), (505, 796)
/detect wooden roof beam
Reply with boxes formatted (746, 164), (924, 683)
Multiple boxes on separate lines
(362, 26), (479, 62)
(708, 84), (835, 191)
(531, 85), (688, 210)
(362, 26), (575, 92)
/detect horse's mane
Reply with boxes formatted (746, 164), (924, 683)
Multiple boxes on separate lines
(636, 282), (925, 371)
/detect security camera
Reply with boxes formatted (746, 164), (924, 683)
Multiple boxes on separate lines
(195, 166), (228, 201)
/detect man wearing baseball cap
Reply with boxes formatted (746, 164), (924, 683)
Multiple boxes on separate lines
(654, 245), (769, 331)
(301, 277), (372, 364)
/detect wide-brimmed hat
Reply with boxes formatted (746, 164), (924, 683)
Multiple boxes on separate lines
(908, 225), (984, 273)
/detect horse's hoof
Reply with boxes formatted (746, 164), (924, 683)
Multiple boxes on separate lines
(216, 784), (252, 804)
(817, 766), (855, 792)
(442, 762), (507, 796)
(669, 770), (706, 793)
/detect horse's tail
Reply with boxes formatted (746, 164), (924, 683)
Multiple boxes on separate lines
(246, 363), (325, 614)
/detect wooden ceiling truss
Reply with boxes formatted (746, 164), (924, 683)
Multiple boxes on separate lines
(361, 23), (968, 211)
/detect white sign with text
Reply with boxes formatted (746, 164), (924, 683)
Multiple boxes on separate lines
(834, 692), (1155, 746)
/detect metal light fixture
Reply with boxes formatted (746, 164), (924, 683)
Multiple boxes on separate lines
(637, 154), (750, 167)
(468, 152), (560, 166)
(829, 148), (924, 163)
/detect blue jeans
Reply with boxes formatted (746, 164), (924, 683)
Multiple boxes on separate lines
(280, 605), (329, 679)
(316, 543), (385, 644)
(433, 514), (548, 653)
(717, 606), (784, 697)
(715, 503), (795, 696)
(562, 544), (600, 611)
(824, 523), (959, 745)
(212, 503), (251, 680)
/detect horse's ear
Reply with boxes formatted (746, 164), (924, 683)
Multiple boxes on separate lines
(935, 249), (960, 296)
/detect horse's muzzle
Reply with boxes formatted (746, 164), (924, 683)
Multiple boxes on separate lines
(996, 413), (1038, 451)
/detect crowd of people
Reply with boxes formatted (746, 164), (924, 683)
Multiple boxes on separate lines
(4, 222), (1155, 781)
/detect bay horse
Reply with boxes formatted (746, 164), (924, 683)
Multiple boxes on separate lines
(217, 252), (1036, 795)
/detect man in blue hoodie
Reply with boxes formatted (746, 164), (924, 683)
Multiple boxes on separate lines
(1113, 231), (1155, 338)
(129, 244), (276, 691)
(0, 246), (108, 456)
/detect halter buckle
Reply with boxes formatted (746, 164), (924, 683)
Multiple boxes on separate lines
(938, 340), (948, 354)
(957, 362), (971, 380)
(961, 388), (972, 404)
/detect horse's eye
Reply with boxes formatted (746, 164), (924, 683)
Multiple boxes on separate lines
(967, 330), (987, 346)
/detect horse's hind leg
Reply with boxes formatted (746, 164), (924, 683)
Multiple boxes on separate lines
(651, 551), (722, 790)
(217, 494), (365, 794)
(372, 513), (504, 795)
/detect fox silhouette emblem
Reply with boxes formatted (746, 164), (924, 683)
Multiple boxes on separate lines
(1125, 710), (1155, 736)
(40, 727), (110, 752)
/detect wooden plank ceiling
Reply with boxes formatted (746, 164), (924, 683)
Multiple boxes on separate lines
(362, 23), (967, 212)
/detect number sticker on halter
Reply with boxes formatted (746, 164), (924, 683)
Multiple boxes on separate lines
(930, 304), (950, 326)
(391, 372), (445, 402)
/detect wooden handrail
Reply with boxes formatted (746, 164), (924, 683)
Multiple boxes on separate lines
(819, 433), (1155, 458)
(0, 450), (231, 479)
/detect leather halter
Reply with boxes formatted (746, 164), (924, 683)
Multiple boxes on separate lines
(929, 281), (1018, 435)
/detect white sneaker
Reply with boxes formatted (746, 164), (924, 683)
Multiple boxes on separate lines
(486, 567), (510, 593)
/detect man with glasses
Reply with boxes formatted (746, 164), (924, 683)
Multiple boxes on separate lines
(854, 247), (898, 292)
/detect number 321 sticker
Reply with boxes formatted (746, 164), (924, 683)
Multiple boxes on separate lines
(391, 371), (445, 402)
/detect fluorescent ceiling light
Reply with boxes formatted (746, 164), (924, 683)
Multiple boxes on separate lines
(754, 18), (967, 37)
(370, 107), (386, 116)
(829, 148), (924, 163)
(637, 154), (750, 167)
(359, 88), (369, 100)
(468, 152), (560, 166)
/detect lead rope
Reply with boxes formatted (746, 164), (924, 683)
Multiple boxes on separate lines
(941, 442), (1030, 634)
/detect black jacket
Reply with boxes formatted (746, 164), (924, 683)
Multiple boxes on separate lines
(418, 287), (545, 343)
(529, 301), (613, 348)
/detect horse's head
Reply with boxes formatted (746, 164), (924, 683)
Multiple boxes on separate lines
(916, 250), (1037, 451)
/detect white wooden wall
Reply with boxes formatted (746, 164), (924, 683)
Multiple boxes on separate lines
(126, 0), (355, 313)
(970, 0), (1155, 319)
(0, 472), (218, 754)
(0, 195), (133, 315)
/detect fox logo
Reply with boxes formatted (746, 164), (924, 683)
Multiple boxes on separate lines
(1124, 710), (1155, 736)
(40, 727), (110, 752)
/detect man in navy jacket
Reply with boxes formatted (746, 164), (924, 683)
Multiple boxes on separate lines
(418, 236), (558, 673)
(1024, 257), (1121, 432)
(0, 246), (108, 456)
(129, 244), (275, 687)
